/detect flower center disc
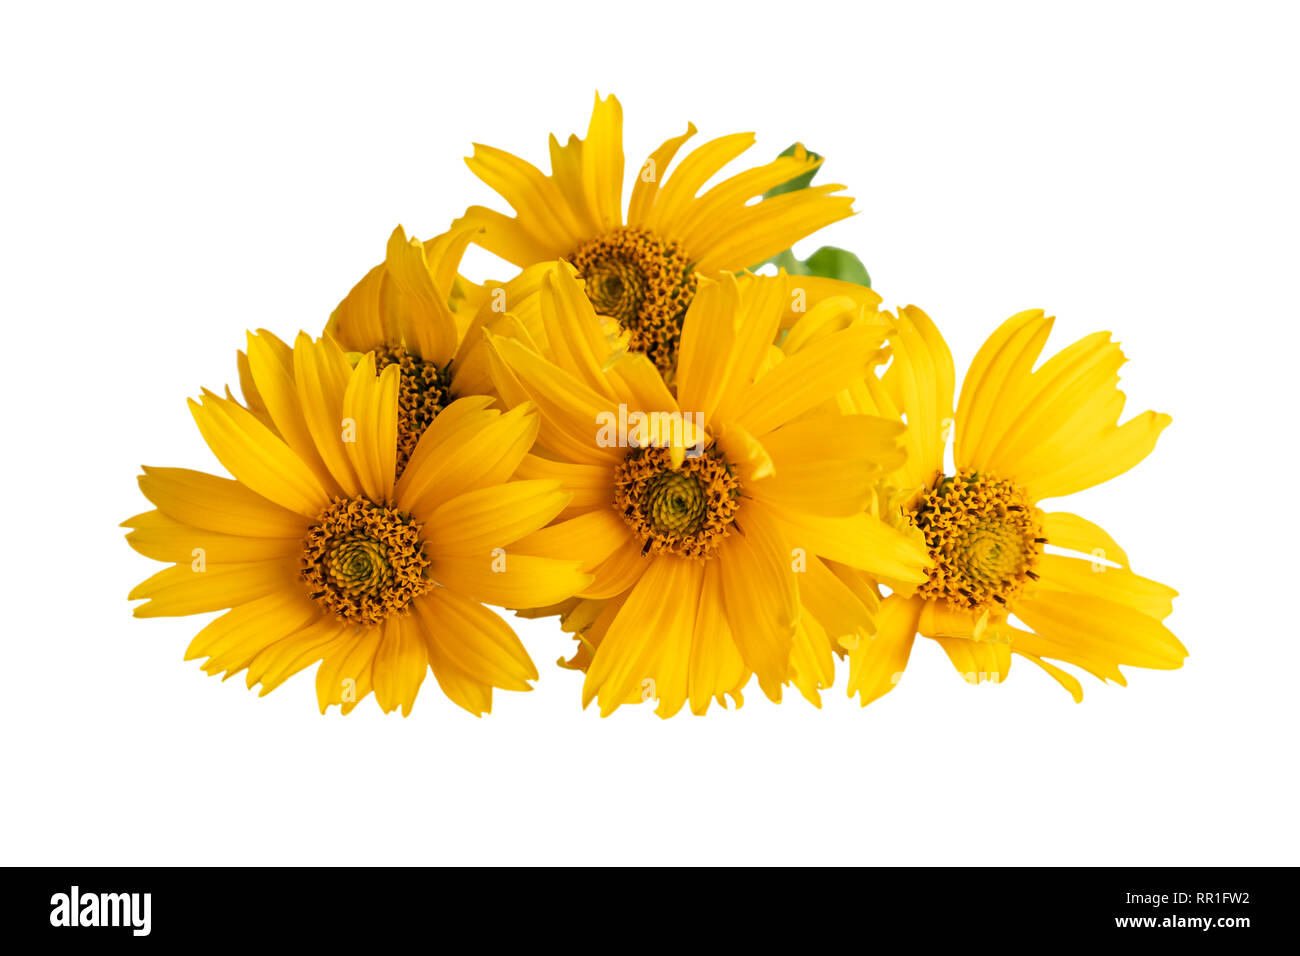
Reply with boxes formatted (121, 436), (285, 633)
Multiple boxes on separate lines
(301, 497), (431, 624)
(569, 226), (697, 379)
(910, 470), (1046, 610)
(374, 345), (453, 478)
(613, 447), (740, 559)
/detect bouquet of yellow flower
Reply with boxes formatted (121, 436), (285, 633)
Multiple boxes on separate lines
(124, 94), (1183, 718)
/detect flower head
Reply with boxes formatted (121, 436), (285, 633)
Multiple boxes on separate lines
(457, 93), (855, 380)
(484, 267), (928, 716)
(841, 306), (1183, 703)
(126, 335), (591, 716)
(238, 223), (568, 477)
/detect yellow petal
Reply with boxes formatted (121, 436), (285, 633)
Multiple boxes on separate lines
(451, 204), (557, 269)
(708, 274), (794, 424)
(397, 403), (541, 517)
(712, 420), (775, 484)
(122, 510), (299, 563)
(978, 330), (1123, 473)
(341, 354), (399, 504)
(484, 331), (622, 466)
(1034, 554), (1176, 620)
(687, 558), (749, 714)
(846, 595), (921, 706)
(245, 329), (334, 486)
(690, 183), (854, 275)
(315, 627), (381, 715)
(716, 499), (798, 701)
(452, 260), (568, 375)
(799, 556), (876, 648)
(536, 266), (623, 399)
(1014, 649), (1085, 702)
(372, 613), (429, 716)
(393, 395), (498, 506)
(957, 322), (1173, 498)
(292, 332), (363, 497)
(547, 91), (624, 238)
(185, 587), (319, 679)
(918, 601), (990, 641)
(421, 625), (494, 717)
(608, 353), (681, 426)
(1042, 511), (1130, 567)
(1022, 410), (1171, 499)
(996, 622), (1123, 688)
(956, 310), (1053, 470)
(582, 556), (703, 717)
(384, 225), (469, 368)
(136, 466), (307, 538)
(326, 261), (388, 352)
(426, 480), (570, 558)
(644, 132), (755, 235)
(128, 559), (295, 618)
(430, 552), (590, 610)
(417, 588), (538, 691)
(510, 507), (630, 572)
(747, 414), (905, 516)
(189, 392), (330, 517)
(463, 143), (586, 258)
(881, 305), (954, 492)
(236, 345), (267, 419)
(673, 144), (829, 244)
(246, 616), (349, 695)
(627, 121), (697, 226)
(931, 635), (1011, 685)
(676, 275), (741, 424)
(779, 276), (885, 335)
(789, 615), (835, 707)
(735, 323), (888, 438)
(1014, 590), (1186, 670)
(762, 501), (929, 586)
(514, 454), (616, 519)
(580, 533), (651, 600)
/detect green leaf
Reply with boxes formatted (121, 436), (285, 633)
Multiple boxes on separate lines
(763, 246), (871, 288)
(802, 246), (871, 286)
(763, 143), (823, 198)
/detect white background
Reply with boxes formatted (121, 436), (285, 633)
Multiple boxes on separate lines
(2, 1), (1296, 866)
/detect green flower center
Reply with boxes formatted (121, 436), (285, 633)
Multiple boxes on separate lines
(301, 497), (431, 625)
(646, 470), (709, 538)
(909, 470), (1046, 610)
(613, 447), (740, 559)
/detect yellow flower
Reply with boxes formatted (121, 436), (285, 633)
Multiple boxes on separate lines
(841, 306), (1184, 704)
(456, 93), (855, 380)
(483, 267), (928, 716)
(125, 335), (591, 716)
(236, 222), (563, 478)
